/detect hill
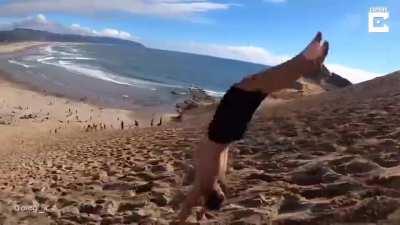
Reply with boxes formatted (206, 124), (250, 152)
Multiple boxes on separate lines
(0, 28), (144, 48)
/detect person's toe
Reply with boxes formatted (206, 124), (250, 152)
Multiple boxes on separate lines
(322, 41), (329, 57)
(312, 31), (322, 43)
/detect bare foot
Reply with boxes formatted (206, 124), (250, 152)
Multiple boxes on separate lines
(302, 31), (329, 63)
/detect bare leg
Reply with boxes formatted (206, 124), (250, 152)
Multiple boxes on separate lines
(178, 32), (329, 223)
(218, 147), (229, 193)
(237, 32), (329, 94)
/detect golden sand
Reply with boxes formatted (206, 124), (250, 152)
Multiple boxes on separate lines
(0, 42), (45, 54)
(0, 76), (151, 154)
(0, 71), (399, 224)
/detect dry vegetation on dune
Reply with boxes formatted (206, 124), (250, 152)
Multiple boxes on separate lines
(0, 72), (400, 225)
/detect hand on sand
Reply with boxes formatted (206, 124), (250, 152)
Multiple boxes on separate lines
(177, 183), (225, 224)
(177, 141), (228, 224)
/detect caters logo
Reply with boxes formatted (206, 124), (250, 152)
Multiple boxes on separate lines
(369, 7), (389, 33)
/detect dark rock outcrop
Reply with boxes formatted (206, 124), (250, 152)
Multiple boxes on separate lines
(326, 72), (352, 88)
(309, 65), (352, 90)
(175, 87), (217, 113)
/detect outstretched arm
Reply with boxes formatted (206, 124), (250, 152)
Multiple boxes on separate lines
(178, 32), (329, 223)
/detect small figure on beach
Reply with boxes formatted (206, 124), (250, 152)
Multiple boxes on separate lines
(134, 120), (139, 127)
(178, 32), (330, 222)
(174, 112), (183, 122)
(121, 120), (124, 130)
(85, 124), (91, 132)
(157, 117), (162, 126)
(150, 118), (154, 127)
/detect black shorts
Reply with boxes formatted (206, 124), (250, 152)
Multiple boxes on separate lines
(208, 86), (267, 144)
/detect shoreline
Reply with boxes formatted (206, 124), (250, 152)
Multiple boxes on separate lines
(0, 42), (45, 52)
(0, 42), (177, 153)
(0, 41), (217, 154)
(0, 42), (49, 56)
(0, 41), (185, 115)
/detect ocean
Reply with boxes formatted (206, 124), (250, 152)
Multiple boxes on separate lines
(0, 43), (266, 112)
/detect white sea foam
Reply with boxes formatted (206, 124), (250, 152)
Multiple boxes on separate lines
(8, 60), (33, 68)
(43, 44), (79, 57)
(37, 57), (55, 63)
(22, 55), (43, 62)
(22, 43), (212, 94)
(60, 57), (95, 60)
(58, 51), (77, 56)
(42, 53), (218, 94)
(43, 45), (54, 54)
(69, 47), (78, 53)
(44, 60), (126, 85)
(37, 44), (169, 89)
(43, 60), (183, 90)
(204, 89), (225, 98)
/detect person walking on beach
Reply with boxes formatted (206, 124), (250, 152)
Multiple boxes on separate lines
(157, 117), (163, 126)
(179, 32), (329, 222)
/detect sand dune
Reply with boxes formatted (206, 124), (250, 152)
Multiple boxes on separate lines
(0, 72), (399, 224)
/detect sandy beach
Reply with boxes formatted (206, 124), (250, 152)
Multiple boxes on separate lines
(0, 42), (45, 54)
(0, 43), (176, 154)
(0, 43), (400, 224)
(1, 75), (153, 153)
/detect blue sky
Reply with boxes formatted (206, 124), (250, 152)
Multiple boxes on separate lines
(0, 0), (399, 83)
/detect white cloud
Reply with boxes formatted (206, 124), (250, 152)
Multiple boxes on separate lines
(0, 0), (230, 18)
(160, 42), (290, 65)
(70, 24), (135, 40)
(325, 63), (380, 83)
(157, 41), (381, 83)
(70, 23), (95, 35)
(0, 14), (70, 34)
(97, 28), (132, 40)
(35, 13), (47, 23)
(0, 14), (138, 41)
